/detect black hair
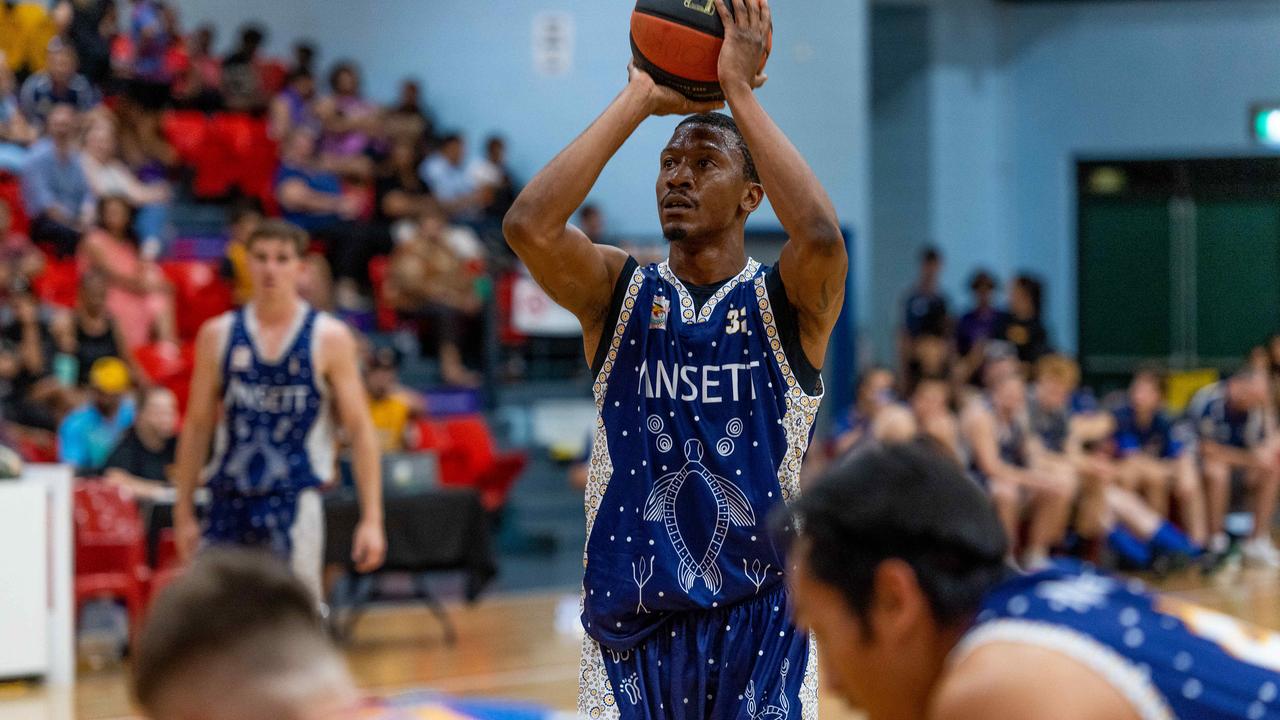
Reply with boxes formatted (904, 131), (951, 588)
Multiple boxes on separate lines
(227, 196), (263, 224)
(921, 246), (942, 264)
(969, 268), (997, 292)
(238, 24), (265, 48)
(328, 60), (359, 93)
(438, 133), (463, 147)
(1013, 274), (1043, 317)
(674, 112), (759, 184)
(97, 195), (138, 243)
(132, 549), (324, 709)
(486, 134), (505, 152)
(781, 441), (1009, 632)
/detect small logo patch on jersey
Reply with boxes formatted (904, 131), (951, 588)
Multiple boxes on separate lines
(231, 346), (253, 371)
(651, 296), (670, 329)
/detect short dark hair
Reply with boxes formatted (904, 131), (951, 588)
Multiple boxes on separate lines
(969, 269), (997, 292)
(439, 132), (463, 147)
(328, 60), (359, 92)
(227, 196), (263, 224)
(247, 219), (309, 256)
(674, 112), (759, 184)
(1013, 273), (1043, 316)
(238, 24), (265, 48)
(921, 246), (942, 264)
(131, 549), (326, 710)
(781, 442), (1008, 632)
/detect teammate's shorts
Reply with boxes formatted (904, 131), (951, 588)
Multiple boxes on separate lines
(202, 487), (326, 602)
(579, 584), (817, 720)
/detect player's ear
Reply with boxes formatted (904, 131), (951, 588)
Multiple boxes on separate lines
(740, 181), (765, 214)
(871, 559), (930, 644)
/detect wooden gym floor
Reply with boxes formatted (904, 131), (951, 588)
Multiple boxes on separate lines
(3, 564), (1279, 720)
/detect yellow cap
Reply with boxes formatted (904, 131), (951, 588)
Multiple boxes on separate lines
(89, 357), (131, 394)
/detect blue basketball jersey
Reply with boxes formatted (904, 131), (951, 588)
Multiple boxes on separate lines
(582, 259), (823, 652)
(960, 561), (1280, 719)
(202, 304), (335, 555)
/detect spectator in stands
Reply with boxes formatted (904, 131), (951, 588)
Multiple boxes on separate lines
(0, 201), (44, 290)
(18, 39), (98, 127)
(953, 269), (1006, 385)
(171, 23), (223, 113)
(1112, 367), (1207, 546)
(996, 273), (1051, 367)
(902, 332), (950, 399)
(419, 133), (492, 225)
(477, 135), (518, 224)
(577, 203), (609, 244)
(0, 279), (69, 431)
(365, 346), (423, 453)
(901, 246), (948, 340)
(0, 1), (58, 78)
(79, 194), (175, 350)
(63, 271), (131, 386)
(960, 359), (1075, 568)
(220, 23), (267, 113)
(58, 355), (136, 475)
(63, 0), (114, 88)
(1189, 369), (1280, 565)
(132, 550), (360, 720)
(384, 205), (483, 387)
(219, 198), (262, 306)
(314, 61), (380, 179)
(20, 102), (95, 257)
(81, 115), (171, 248)
(268, 68), (319, 142)
(290, 40), (316, 75)
(0, 52), (37, 172)
(114, 95), (177, 176)
(374, 138), (433, 233)
(103, 385), (177, 500)
(908, 376), (961, 462)
(384, 78), (434, 151)
(830, 367), (896, 458)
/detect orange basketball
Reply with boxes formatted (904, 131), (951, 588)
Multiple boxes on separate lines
(631, 0), (772, 101)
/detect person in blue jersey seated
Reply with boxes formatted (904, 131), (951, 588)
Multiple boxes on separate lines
(1188, 369), (1280, 566)
(1112, 367), (1207, 550)
(782, 440), (1280, 720)
(503, 1), (846, 716)
(172, 219), (385, 602)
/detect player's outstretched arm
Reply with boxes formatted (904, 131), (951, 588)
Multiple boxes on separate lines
(504, 66), (722, 360)
(715, 0), (847, 367)
(172, 316), (229, 561)
(320, 318), (386, 573)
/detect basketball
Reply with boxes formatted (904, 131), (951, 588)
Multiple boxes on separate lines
(631, 0), (772, 101)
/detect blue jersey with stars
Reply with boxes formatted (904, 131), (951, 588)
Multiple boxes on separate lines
(202, 304), (335, 555)
(582, 259), (823, 652)
(960, 561), (1280, 720)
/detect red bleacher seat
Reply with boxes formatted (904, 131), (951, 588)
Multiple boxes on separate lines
(31, 258), (79, 309)
(409, 418), (468, 489)
(73, 482), (151, 635)
(133, 340), (195, 411)
(0, 172), (29, 235)
(440, 415), (527, 513)
(368, 256), (400, 332)
(159, 110), (209, 166)
(160, 260), (233, 340)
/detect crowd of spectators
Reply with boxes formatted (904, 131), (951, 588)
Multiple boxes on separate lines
(821, 247), (1280, 573)
(0, 0), (526, 476)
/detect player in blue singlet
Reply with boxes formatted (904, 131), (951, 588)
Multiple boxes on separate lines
(784, 441), (1280, 720)
(505, 2), (847, 717)
(173, 220), (385, 600)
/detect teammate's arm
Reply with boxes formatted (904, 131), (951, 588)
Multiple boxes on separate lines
(715, 0), (847, 367)
(504, 67), (721, 361)
(320, 319), (386, 573)
(172, 317), (227, 561)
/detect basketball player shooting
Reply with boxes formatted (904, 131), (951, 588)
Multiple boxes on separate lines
(505, 1), (846, 717)
(172, 220), (386, 600)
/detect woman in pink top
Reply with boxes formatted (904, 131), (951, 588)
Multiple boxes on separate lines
(77, 195), (175, 350)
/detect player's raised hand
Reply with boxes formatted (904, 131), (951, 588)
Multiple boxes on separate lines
(714, 0), (770, 92)
(628, 61), (724, 117)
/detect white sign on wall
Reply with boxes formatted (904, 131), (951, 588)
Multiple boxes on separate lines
(532, 11), (575, 77)
(512, 274), (581, 337)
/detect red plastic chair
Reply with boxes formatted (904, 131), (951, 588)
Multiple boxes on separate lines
(159, 110), (210, 166)
(0, 173), (29, 235)
(133, 340), (195, 411)
(73, 482), (150, 635)
(31, 258), (79, 309)
(441, 416), (527, 512)
(409, 418), (469, 488)
(160, 260), (233, 340)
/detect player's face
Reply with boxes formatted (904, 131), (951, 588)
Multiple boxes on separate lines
(787, 539), (890, 710)
(657, 126), (754, 243)
(248, 238), (302, 299)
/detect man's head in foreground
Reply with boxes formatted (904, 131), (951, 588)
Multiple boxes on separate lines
(132, 549), (357, 720)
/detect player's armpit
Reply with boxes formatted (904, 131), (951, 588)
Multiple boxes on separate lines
(931, 642), (1142, 720)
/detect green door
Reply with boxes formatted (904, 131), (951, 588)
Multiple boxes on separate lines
(1194, 200), (1280, 364)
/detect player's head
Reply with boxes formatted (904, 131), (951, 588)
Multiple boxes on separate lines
(247, 220), (308, 300)
(780, 441), (1008, 712)
(132, 549), (357, 720)
(657, 113), (763, 245)
(1033, 354), (1079, 412)
(1129, 365), (1166, 415)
